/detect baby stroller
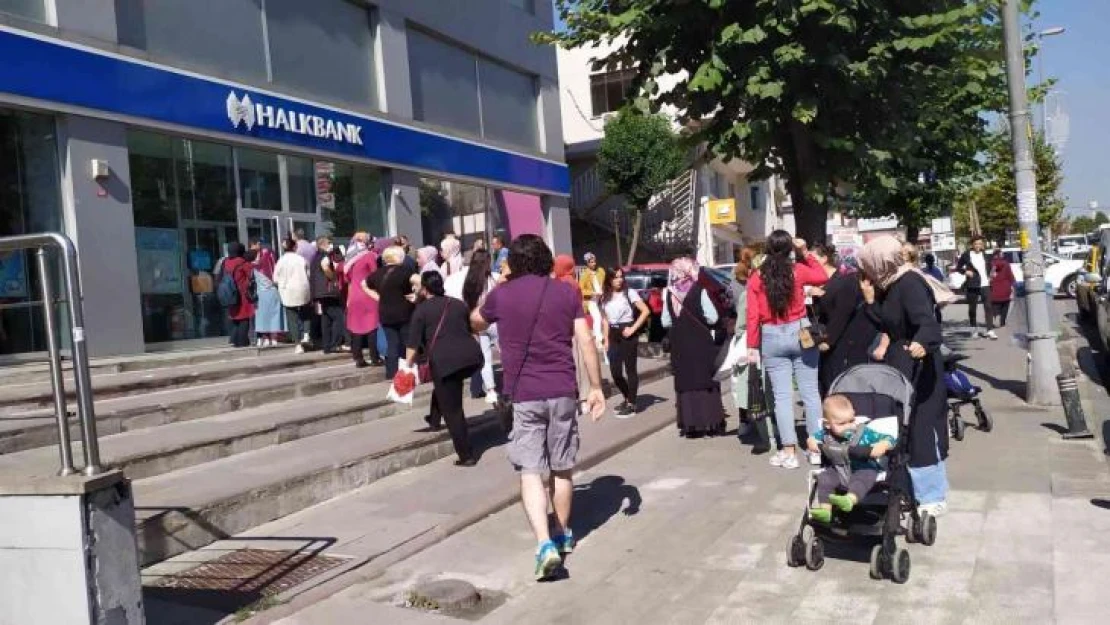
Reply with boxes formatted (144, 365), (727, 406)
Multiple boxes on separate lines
(786, 363), (937, 584)
(943, 352), (993, 441)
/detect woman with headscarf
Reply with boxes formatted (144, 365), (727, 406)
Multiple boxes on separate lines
(858, 235), (948, 516)
(440, 236), (463, 278)
(663, 257), (726, 437)
(746, 231), (829, 469)
(363, 246), (417, 378)
(553, 254), (589, 400)
(222, 242), (256, 348)
(416, 246), (440, 275)
(811, 244), (881, 396)
(344, 232), (382, 368)
(247, 249), (284, 347)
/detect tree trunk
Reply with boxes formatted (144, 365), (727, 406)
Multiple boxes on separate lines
(783, 175), (827, 244)
(906, 224), (920, 245)
(612, 211), (623, 266)
(626, 210), (643, 267)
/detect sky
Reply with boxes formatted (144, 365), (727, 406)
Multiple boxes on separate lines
(552, 1), (1110, 217)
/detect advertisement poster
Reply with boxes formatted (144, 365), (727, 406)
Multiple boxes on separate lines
(0, 250), (28, 298)
(135, 227), (182, 295)
(707, 198), (737, 225)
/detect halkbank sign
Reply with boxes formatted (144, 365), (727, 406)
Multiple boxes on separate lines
(226, 91), (364, 146)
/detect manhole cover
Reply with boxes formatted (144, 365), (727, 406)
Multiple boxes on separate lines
(145, 548), (346, 613)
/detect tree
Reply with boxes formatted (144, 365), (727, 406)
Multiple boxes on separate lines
(1070, 215), (1095, 235)
(966, 129), (1065, 241)
(1095, 211), (1109, 227)
(596, 110), (686, 265)
(540, 0), (1024, 243)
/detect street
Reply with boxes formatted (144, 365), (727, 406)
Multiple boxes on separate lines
(257, 299), (1110, 625)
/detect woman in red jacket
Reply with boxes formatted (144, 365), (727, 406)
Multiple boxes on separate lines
(222, 242), (256, 348)
(746, 231), (829, 469)
(989, 253), (1016, 327)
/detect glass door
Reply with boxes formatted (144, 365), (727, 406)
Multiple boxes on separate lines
(239, 210), (286, 247)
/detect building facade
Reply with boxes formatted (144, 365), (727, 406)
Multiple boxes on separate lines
(0, 0), (569, 357)
(557, 42), (789, 267)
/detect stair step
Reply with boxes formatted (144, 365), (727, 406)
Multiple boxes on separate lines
(0, 362), (384, 455)
(133, 403), (499, 566)
(0, 350), (348, 412)
(0, 379), (430, 481)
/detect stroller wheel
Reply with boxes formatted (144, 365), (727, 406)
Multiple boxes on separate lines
(869, 544), (884, 580)
(951, 413), (966, 441)
(804, 537), (825, 571)
(976, 406), (993, 432)
(919, 513), (938, 546)
(786, 534), (805, 568)
(890, 548), (911, 584)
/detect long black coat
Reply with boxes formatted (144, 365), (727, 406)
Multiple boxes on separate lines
(816, 272), (881, 395)
(865, 271), (948, 468)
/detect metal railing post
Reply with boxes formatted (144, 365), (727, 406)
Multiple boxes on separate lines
(35, 249), (76, 476)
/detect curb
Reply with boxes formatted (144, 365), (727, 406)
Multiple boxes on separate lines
(235, 362), (675, 625)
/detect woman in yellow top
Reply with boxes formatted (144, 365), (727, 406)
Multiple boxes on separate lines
(578, 253), (606, 347)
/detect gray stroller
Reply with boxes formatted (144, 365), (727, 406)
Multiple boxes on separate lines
(786, 363), (938, 583)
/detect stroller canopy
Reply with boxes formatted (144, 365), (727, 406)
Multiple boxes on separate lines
(827, 364), (915, 425)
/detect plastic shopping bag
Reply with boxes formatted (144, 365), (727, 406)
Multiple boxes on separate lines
(387, 362), (418, 405)
(714, 332), (747, 381)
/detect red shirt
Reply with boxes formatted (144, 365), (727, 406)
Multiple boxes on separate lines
(746, 254), (829, 348)
(223, 257), (256, 321)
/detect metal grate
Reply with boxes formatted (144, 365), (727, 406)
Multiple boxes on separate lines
(149, 548), (346, 595)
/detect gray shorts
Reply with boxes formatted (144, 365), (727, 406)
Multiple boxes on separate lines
(509, 397), (579, 474)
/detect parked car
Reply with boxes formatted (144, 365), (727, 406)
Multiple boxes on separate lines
(1076, 246), (1101, 322)
(1055, 234), (1091, 258)
(947, 248), (1082, 298)
(1092, 230), (1110, 354)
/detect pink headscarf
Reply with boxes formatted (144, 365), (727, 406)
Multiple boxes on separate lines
(440, 237), (463, 276)
(669, 257), (699, 304)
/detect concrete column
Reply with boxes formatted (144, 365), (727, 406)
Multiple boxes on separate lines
(0, 471), (145, 625)
(386, 169), (424, 248)
(53, 0), (119, 42)
(544, 195), (572, 255)
(57, 115), (145, 357)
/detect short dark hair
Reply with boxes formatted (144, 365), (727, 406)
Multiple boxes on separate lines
(507, 234), (554, 278)
(227, 242), (246, 258)
(282, 238), (297, 253)
(924, 253), (936, 266)
(970, 235), (984, 244)
(491, 233), (504, 245)
(420, 270), (446, 297)
(244, 249), (259, 262)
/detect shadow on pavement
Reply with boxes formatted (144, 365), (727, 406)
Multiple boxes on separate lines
(958, 362), (1026, 401)
(568, 475), (642, 543)
(1091, 498), (1110, 511)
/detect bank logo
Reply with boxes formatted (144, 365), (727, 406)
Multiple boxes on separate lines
(226, 91), (256, 131)
(223, 90), (364, 146)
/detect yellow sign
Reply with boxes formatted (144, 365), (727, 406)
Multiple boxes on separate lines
(1019, 230), (1029, 250)
(707, 198), (737, 225)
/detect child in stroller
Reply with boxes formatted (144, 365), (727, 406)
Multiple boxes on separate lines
(787, 363), (938, 584)
(943, 352), (993, 440)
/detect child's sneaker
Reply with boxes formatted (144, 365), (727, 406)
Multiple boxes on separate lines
(828, 493), (856, 514)
(809, 507), (832, 524)
(534, 540), (563, 581)
(553, 529), (575, 555)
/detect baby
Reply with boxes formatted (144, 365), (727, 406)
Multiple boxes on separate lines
(806, 394), (894, 524)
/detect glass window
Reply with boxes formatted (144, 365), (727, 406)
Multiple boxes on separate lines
(321, 162), (387, 237)
(116, 0), (268, 83)
(173, 139), (236, 222)
(408, 29), (482, 136)
(589, 69), (635, 116)
(507, 0), (535, 13)
(420, 177), (495, 252)
(0, 0), (46, 23)
(479, 58), (539, 150)
(265, 0), (377, 109)
(128, 131), (178, 229)
(0, 108), (63, 355)
(237, 148), (282, 211)
(285, 155), (315, 214)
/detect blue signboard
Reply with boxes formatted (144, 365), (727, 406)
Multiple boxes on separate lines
(0, 27), (569, 195)
(0, 251), (28, 299)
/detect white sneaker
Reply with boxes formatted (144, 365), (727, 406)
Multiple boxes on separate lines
(485, 391), (499, 405)
(769, 450), (787, 467)
(781, 454), (800, 469)
(808, 451), (822, 466)
(301, 333), (311, 344)
(265, 339), (276, 348)
(770, 450), (799, 469)
(294, 344), (305, 354)
(918, 501), (948, 517)
(256, 338), (264, 348)
(985, 330), (998, 340)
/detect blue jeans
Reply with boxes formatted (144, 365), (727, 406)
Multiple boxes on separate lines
(761, 321), (822, 447)
(909, 431), (949, 505)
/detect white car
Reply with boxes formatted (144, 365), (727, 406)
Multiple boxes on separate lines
(947, 249), (1083, 298)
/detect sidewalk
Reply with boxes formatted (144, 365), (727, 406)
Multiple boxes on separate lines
(261, 302), (1110, 625)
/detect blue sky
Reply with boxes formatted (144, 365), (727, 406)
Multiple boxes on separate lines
(552, 1), (1108, 216)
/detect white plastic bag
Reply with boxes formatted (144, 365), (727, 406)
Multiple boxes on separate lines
(714, 332), (747, 381)
(386, 362), (418, 405)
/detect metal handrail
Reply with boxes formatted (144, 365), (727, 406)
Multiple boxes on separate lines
(0, 233), (102, 476)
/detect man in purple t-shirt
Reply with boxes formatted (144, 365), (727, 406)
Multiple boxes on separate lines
(473, 234), (605, 581)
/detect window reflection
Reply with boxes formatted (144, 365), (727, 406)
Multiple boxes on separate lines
(237, 148), (282, 211)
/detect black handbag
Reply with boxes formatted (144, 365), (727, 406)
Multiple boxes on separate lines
(495, 279), (550, 434)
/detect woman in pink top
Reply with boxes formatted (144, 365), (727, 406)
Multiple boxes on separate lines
(344, 233), (382, 368)
(745, 230), (829, 469)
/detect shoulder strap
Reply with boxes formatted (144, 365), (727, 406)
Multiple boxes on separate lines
(427, 298), (451, 353)
(507, 279), (551, 398)
(849, 425), (868, 447)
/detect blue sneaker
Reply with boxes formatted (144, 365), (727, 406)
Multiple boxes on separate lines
(534, 540), (563, 581)
(553, 530), (575, 555)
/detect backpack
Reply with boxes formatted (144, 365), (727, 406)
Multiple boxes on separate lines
(944, 369), (979, 399)
(216, 273), (239, 308)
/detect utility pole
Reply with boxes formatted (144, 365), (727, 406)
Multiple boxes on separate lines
(1002, 0), (1061, 405)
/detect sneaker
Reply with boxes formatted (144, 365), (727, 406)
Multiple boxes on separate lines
(534, 541), (563, 581)
(809, 507), (832, 524)
(256, 338), (265, 348)
(485, 391), (499, 405)
(985, 330), (998, 340)
(769, 450), (787, 467)
(293, 344), (305, 354)
(918, 501), (948, 517)
(553, 529), (575, 555)
(828, 493), (856, 514)
(300, 333), (311, 344)
(614, 402), (636, 419)
(780, 454), (800, 469)
(770, 450), (799, 469)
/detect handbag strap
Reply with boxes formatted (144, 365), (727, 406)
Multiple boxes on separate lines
(427, 298), (451, 354)
(507, 278), (551, 399)
(671, 291), (713, 338)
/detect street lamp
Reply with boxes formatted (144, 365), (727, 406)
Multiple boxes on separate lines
(1036, 26), (1066, 132)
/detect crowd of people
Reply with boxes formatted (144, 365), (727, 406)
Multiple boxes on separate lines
(215, 225), (957, 580)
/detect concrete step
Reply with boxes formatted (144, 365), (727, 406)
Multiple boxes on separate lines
(0, 361), (384, 455)
(132, 357), (673, 566)
(0, 378), (428, 481)
(0, 349), (348, 413)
